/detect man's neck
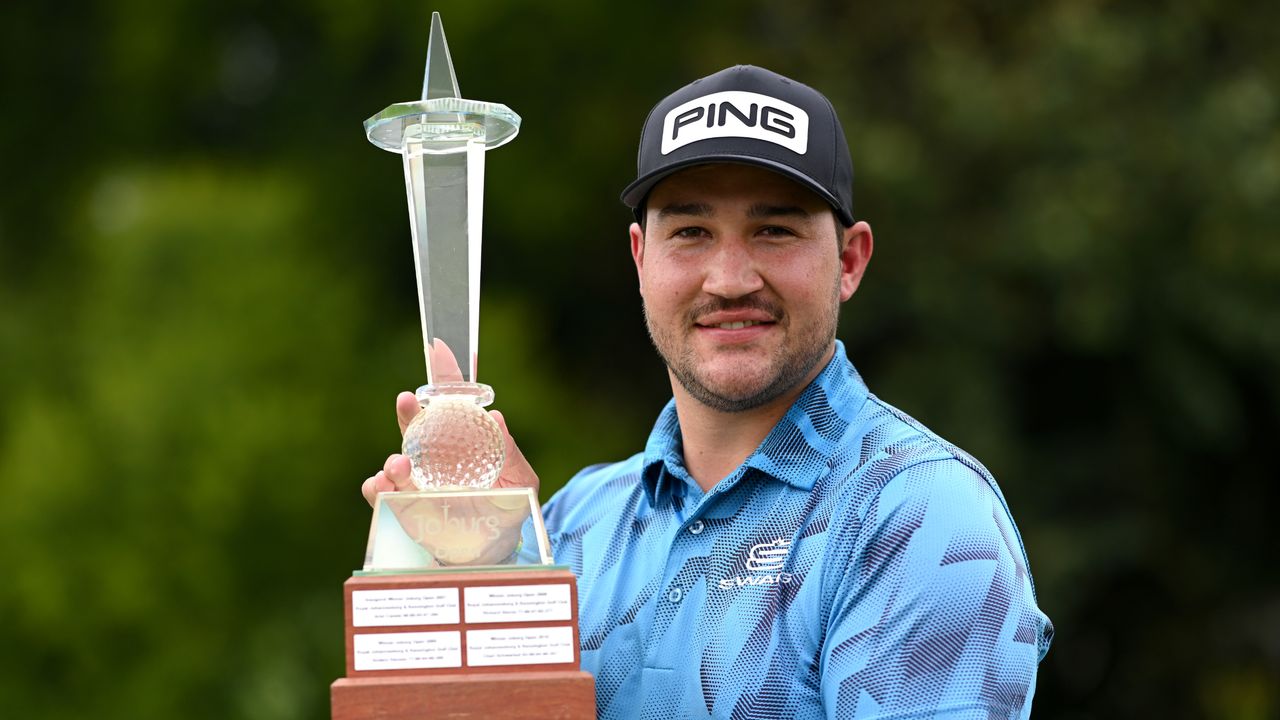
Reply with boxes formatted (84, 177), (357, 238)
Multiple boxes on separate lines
(671, 348), (835, 493)
(672, 392), (790, 493)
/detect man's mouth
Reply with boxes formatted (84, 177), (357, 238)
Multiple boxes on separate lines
(711, 320), (767, 330)
(690, 298), (782, 334)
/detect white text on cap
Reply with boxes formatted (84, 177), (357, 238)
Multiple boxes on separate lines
(660, 91), (810, 156)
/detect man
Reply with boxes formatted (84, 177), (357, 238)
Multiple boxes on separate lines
(363, 65), (1052, 719)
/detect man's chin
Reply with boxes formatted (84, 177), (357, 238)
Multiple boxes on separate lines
(677, 368), (787, 412)
(692, 361), (773, 393)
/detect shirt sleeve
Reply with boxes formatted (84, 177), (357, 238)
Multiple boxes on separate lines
(820, 459), (1051, 719)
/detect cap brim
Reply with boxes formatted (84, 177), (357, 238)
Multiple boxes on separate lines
(620, 154), (854, 227)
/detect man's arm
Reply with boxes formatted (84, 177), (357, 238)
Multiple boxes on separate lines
(821, 460), (1051, 720)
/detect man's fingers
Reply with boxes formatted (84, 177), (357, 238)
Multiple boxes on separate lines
(361, 454), (415, 508)
(396, 392), (419, 435)
(363, 397), (421, 510)
(383, 453), (415, 491)
(491, 410), (523, 463)
(490, 410), (538, 492)
(362, 472), (397, 508)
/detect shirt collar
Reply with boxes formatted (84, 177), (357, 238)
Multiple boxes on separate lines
(640, 340), (869, 505)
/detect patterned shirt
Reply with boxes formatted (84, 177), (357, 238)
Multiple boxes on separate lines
(535, 342), (1053, 719)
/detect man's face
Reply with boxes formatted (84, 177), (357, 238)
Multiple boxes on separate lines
(630, 164), (872, 413)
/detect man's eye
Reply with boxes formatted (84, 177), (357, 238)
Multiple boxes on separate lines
(673, 227), (709, 239)
(758, 225), (796, 238)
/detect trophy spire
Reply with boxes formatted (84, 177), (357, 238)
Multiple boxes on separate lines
(422, 12), (460, 101)
(363, 13), (520, 488)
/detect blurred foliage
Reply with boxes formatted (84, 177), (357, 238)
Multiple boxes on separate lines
(1, 0), (1276, 718)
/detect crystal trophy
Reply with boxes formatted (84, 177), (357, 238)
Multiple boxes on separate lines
(363, 8), (520, 492)
(330, 14), (594, 720)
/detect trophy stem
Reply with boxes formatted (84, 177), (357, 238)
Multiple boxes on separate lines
(402, 140), (487, 386)
(466, 140), (484, 384)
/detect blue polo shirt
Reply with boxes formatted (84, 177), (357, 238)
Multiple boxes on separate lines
(535, 342), (1052, 719)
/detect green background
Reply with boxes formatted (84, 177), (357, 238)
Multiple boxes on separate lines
(1, 0), (1276, 717)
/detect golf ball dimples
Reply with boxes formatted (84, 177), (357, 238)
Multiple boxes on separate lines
(402, 397), (504, 489)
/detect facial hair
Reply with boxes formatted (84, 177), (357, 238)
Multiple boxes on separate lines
(643, 274), (842, 413)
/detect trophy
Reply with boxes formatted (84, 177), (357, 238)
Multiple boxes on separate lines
(330, 14), (594, 720)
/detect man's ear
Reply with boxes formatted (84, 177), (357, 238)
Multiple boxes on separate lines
(838, 221), (874, 302)
(630, 222), (645, 292)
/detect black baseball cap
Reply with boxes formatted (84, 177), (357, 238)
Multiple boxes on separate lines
(621, 65), (854, 226)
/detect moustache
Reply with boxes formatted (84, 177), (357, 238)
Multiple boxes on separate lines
(689, 296), (783, 324)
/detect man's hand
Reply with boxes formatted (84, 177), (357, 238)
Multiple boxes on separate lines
(361, 391), (539, 507)
(360, 391), (540, 565)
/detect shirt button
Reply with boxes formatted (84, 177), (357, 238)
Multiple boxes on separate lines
(667, 587), (683, 603)
(688, 520), (705, 535)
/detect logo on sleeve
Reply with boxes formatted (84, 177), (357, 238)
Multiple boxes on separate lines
(661, 91), (810, 156)
(720, 539), (794, 590)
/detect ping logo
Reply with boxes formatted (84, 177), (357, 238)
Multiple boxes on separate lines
(719, 538), (795, 590)
(661, 91), (810, 156)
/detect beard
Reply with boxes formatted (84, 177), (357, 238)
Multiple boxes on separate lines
(643, 281), (841, 413)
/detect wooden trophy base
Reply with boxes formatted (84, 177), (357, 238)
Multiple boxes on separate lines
(332, 568), (595, 719)
(331, 670), (595, 720)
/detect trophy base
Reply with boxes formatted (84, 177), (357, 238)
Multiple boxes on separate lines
(332, 568), (594, 719)
(331, 671), (595, 719)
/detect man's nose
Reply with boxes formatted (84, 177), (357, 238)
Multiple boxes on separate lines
(701, 238), (764, 298)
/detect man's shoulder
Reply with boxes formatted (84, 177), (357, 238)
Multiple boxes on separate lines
(853, 392), (995, 478)
(822, 390), (1040, 601)
(830, 391), (1002, 491)
(816, 390), (1020, 547)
